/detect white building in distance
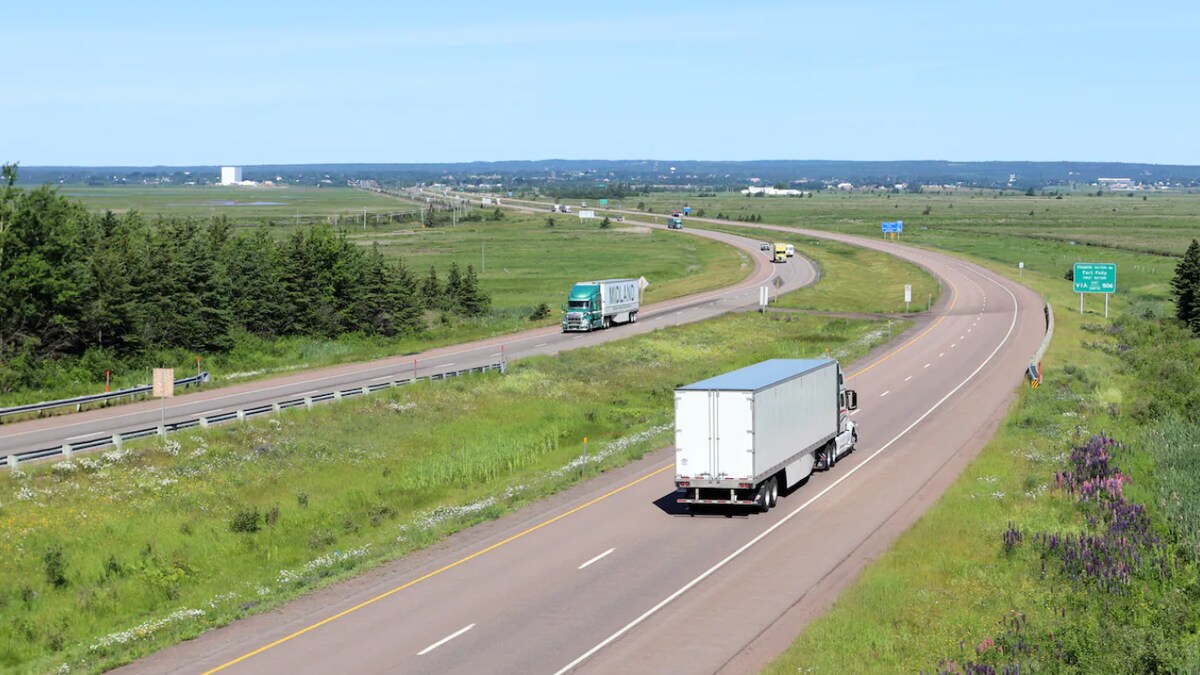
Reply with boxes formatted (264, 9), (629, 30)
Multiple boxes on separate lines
(220, 166), (243, 185)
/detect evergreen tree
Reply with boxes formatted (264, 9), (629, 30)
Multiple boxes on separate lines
(420, 266), (445, 311)
(445, 262), (464, 312)
(183, 220), (235, 352)
(77, 211), (142, 352)
(0, 186), (88, 359)
(457, 265), (491, 316)
(1172, 239), (1200, 334)
(225, 226), (291, 338)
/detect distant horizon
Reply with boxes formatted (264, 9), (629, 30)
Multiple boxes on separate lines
(13, 157), (1200, 170)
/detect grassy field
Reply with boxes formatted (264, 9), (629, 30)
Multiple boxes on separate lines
(1, 211), (749, 407)
(55, 185), (417, 224)
(353, 210), (751, 310)
(765, 217), (1200, 671)
(0, 312), (890, 674)
(540, 190), (1200, 257)
(696, 223), (941, 314)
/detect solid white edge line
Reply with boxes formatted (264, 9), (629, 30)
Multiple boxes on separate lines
(417, 623), (476, 656)
(552, 264), (1021, 675)
(370, 375), (393, 381)
(436, 362), (456, 368)
(578, 548), (616, 570)
(535, 342), (549, 347)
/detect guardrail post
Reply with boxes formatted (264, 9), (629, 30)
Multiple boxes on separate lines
(361, 386), (370, 396)
(304, 396), (313, 410)
(237, 410), (246, 422)
(157, 424), (166, 437)
(7, 455), (17, 472)
(333, 391), (342, 402)
(199, 416), (209, 429)
(272, 402), (281, 413)
(62, 443), (73, 458)
(113, 433), (123, 449)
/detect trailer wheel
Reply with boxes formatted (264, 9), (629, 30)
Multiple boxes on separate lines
(630, 311), (638, 323)
(757, 484), (771, 512)
(826, 441), (837, 469)
(767, 477), (779, 508)
(603, 317), (611, 329)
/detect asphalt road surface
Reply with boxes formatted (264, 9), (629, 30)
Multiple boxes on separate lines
(113, 212), (1045, 674)
(0, 222), (809, 460)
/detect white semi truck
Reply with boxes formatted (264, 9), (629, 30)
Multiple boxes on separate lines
(674, 358), (858, 511)
(562, 278), (641, 332)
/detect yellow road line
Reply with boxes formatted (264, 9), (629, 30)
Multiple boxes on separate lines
(203, 463), (675, 674)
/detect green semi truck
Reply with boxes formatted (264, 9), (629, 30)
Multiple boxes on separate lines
(562, 278), (641, 332)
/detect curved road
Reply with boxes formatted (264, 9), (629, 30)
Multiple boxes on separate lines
(113, 210), (1045, 674)
(0, 223), (809, 459)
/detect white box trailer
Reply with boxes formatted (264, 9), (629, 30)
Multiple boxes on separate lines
(675, 358), (858, 511)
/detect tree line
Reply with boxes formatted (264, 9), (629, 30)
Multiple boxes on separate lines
(0, 165), (489, 390)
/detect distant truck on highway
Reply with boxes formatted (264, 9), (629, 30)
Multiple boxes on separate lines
(772, 243), (788, 263)
(674, 358), (858, 511)
(786, 243), (795, 257)
(667, 215), (684, 229)
(562, 278), (640, 331)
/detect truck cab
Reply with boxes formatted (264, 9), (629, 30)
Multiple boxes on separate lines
(667, 216), (684, 229)
(773, 243), (788, 263)
(563, 284), (600, 331)
(785, 244), (795, 257)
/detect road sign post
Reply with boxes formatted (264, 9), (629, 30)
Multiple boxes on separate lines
(1073, 262), (1116, 316)
(1019, 261), (1024, 278)
(152, 367), (174, 440)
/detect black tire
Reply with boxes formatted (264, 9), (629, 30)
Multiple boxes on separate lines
(757, 483), (771, 512)
(827, 442), (837, 470)
(767, 477), (779, 508)
(630, 311), (638, 324)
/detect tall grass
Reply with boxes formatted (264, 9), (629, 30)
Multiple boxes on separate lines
(0, 311), (887, 673)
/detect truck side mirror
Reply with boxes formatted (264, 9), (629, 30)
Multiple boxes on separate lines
(846, 390), (858, 411)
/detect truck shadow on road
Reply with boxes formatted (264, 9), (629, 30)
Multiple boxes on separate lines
(652, 491), (753, 518)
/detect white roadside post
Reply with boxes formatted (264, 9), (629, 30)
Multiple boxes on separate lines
(904, 284), (912, 313)
(1019, 261), (1024, 278)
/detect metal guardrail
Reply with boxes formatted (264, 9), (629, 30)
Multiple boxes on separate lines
(1028, 302), (1054, 385)
(2, 362), (505, 470)
(0, 372), (211, 422)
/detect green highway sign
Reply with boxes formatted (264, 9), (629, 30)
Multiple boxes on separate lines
(1073, 262), (1116, 294)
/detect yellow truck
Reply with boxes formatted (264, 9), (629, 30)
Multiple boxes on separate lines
(772, 243), (788, 263)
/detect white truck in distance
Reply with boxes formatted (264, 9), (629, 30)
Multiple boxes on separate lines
(674, 358), (858, 511)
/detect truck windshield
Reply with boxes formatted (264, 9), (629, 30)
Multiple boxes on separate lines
(568, 300), (590, 309)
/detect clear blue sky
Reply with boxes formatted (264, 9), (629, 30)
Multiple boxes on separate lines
(3, 1), (1197, 166)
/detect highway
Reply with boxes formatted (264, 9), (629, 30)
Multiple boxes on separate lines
(112, 209), (1046, 674)
(0, 221), (809, 461)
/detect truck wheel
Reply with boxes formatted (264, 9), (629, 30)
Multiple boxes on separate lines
(603, 317), (611, 329)
(630, 311), (637, 323)
(757, 484), (770, 512)
(826, 442), (837, 469)
(767, 477), (779, 508)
